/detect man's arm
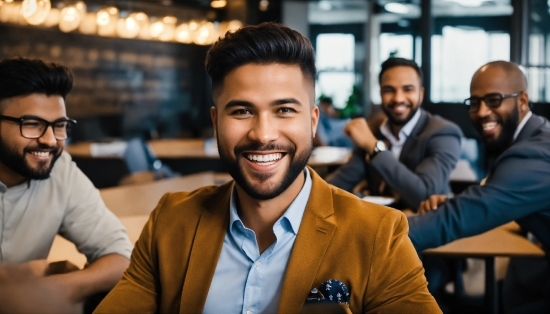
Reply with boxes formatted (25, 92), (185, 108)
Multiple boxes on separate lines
(326, 147), (368, 192)
(364, 210), (441, 313)
(46, 254), (129, 303)
(94, 195), (169, 313)
(408, 150), (550, 252)
(370, 128), (462, 209)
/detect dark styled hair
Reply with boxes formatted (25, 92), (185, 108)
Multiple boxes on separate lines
(205, 22), (316, 91)
(379, 57), (423, 85)
(0, 57), (73, 105)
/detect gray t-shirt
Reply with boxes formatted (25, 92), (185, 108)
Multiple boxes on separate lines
(0, 151), (132, 263)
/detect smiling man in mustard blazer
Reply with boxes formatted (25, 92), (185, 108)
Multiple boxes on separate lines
(95, 23), (440, 314)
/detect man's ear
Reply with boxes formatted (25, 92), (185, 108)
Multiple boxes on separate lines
(210, 106), (217, 137)
(311, 105), (319, 138)
(519, 91), (530, 113)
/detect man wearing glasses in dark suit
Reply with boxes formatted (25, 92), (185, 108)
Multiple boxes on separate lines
(0, 57), (132, 312)
(410, 60), (550, 312)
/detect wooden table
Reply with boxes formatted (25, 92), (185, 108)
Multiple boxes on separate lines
(100, 172), (220, 217)
(66, 139), (351, 165)
(423, 222), (545, 313)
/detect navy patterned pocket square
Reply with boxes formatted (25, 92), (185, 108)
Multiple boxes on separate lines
(306, 279), (350, 305)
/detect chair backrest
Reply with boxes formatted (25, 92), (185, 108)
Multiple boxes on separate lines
(123, 137), (177, 180)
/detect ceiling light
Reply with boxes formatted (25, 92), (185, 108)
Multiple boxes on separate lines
(22, 0), (51, 25)
(210, 0), (226, 9)
(318, 1), (332, 11)
(445, 0), (486, 7)
(384, 3), (409, 14)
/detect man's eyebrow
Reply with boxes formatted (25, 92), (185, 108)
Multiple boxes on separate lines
(224, 100), (254, 110)
(223, 98), (304, 109)
(270, 98), (303, 106)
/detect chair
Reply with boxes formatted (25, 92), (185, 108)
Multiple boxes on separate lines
(120, 137), (177, 184)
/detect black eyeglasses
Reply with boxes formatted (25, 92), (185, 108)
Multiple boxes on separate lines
(463, 92), (522, 113)
(0, 115), (77, 140)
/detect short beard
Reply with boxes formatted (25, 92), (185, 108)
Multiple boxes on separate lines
(382, 101), (420, 127)
(482, 104), (519, 158)
(217, 139), (312, 201)
(0, 140), (61, 180)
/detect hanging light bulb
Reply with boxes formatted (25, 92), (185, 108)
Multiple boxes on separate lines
(210, 0), (226, 8)
(175, 23), (192, 44)
(78, 12), (96, 34)
(116, 15), (140, 38)
(149, 19), (164, 38)
(42, 7), (60, 27)
(130, 12), (150, 40)
(259, 0), (269, 11)
(22, 0), (51, 25)
(96, 6), (118, 36)
(74, 1), (86, 16)
(59, 4), (81, 32)
(158, 15), (176, 41)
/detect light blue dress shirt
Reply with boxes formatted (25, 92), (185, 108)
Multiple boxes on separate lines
(203, 168), (312, 314)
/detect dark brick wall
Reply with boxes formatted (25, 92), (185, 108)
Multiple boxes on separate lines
(0, 24), (212, 140)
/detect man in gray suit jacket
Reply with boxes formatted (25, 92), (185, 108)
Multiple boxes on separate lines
(327, 58), (463, 209)
(411, 60), (550, 312)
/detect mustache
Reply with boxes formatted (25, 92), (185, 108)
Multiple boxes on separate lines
(24, 144), (58, 152)
(234, 142), (295, 155)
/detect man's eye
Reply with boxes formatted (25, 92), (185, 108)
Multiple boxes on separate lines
(54, 122), (68, 128)
(22, 120), (41, 128)
(278, 107), (296, 114)
(232, 109), (251, 115)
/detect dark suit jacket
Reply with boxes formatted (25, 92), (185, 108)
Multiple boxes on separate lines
(327, 109), (463, 209)
(95, 168), (440, 313)
(409, 113), (550, 252)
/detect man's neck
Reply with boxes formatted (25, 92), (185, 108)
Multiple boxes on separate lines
(390, 123), (403, 139)
(0, 162), (26, 188)
(235, 171), (305, 253)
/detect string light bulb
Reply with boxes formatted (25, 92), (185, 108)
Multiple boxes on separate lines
(21, 0), (51, 25)
(59, 5), (81, 32)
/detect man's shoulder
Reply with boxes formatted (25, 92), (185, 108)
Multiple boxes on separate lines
(328, 186), (405, 230)
(153, 181), (233, 217)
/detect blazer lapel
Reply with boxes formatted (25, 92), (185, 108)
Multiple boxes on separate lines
(278, 168), (337, 313)
(179, 183), (232, 313)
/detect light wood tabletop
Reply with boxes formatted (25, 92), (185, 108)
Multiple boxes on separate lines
(65, 140), (351, 167)
(100, 172), (221, 217)
(424, 222), (545, 258)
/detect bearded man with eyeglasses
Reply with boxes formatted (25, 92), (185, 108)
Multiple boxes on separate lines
(409, 60), (550, 312)
(0, 57), (132, 312)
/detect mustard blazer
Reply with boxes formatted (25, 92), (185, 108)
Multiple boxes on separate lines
(95, 168), (440, 313)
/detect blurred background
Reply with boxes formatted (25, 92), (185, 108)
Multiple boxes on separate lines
(0, 0), (549, 147)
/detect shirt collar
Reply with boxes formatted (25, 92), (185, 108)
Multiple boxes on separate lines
(513, 111), (532, 141)
(380, 108), (422, 143)
(229, 167), (312, 235)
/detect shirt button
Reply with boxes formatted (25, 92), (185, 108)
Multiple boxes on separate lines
(256, 262), (261, 268)
(246, 310), (253, 314)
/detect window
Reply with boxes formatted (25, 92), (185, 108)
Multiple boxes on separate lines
(315, 33), (355, 109)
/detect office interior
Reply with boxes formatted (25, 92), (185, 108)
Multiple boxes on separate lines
(2, 1), (550, 312)
(1, 0), (549, 185)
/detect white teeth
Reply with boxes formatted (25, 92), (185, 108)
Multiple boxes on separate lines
(482, 122), (497, 130)
(30, 151), (50, 157)
(246, 153), (282, 163)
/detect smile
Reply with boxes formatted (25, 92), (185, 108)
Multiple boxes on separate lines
(482, 122), (498, 131)
(245, 153), (283, 163)
(29, 151), (52, 158)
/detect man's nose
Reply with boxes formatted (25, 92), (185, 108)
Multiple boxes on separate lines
(248, 113), (279, 144)
(37, 125), (58, 146)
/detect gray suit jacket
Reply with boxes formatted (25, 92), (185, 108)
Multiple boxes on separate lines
(409, 113), (550, 252)
(327, 109), (463, 209)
